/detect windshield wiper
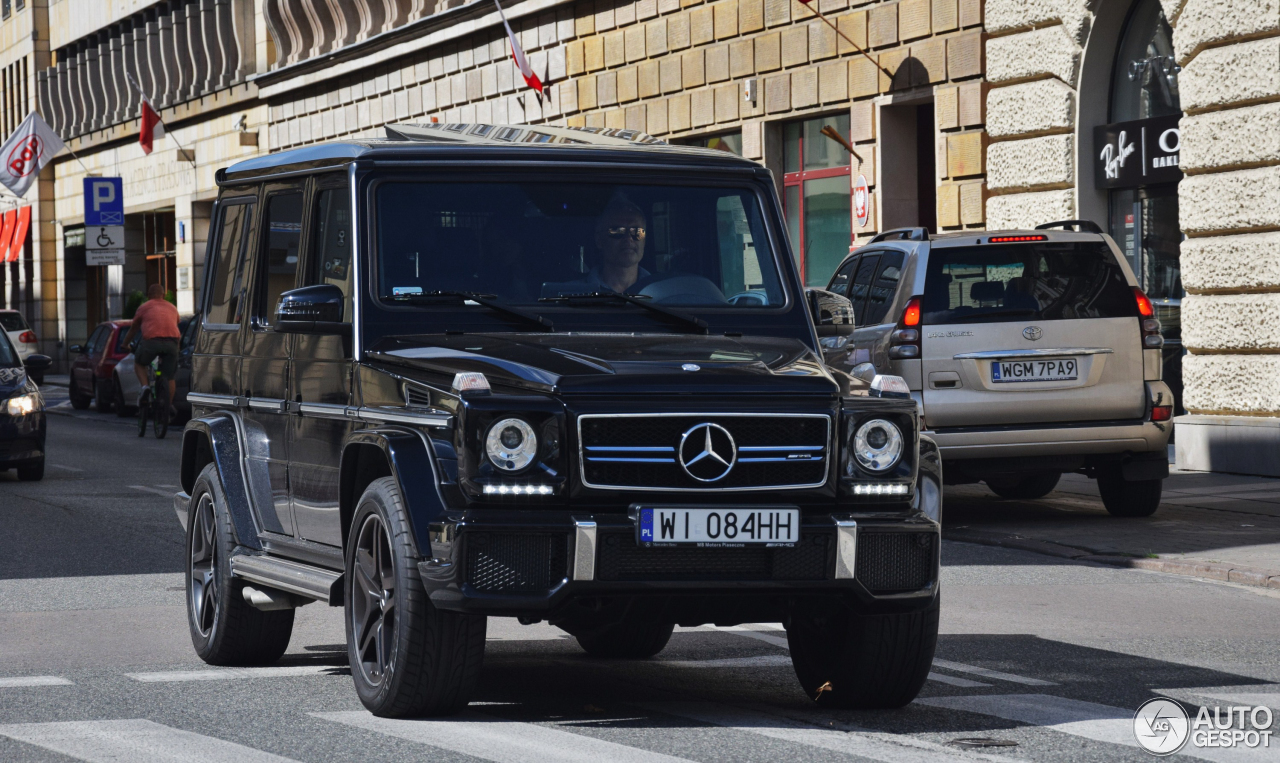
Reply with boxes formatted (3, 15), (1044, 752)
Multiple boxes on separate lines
(540, 292), (708, 334)
(391, 291), (554, 331)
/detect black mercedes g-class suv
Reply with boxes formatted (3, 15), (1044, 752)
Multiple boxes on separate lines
(176, 122), (942, 718)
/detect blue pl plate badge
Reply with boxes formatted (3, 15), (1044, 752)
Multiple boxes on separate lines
(992, 363), (1002, 381)
(639, 509), (654, 542)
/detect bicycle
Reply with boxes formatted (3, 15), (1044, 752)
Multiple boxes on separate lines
(136, 356), (171, 439)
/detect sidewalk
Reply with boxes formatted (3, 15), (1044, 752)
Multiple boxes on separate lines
(944, 460), (1280, 589)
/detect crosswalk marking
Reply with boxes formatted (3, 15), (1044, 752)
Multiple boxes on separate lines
(126, 665), (336, 683)
(646, 701), (1029, 763)
(927, 672), (991, 688)
(312, 710), (695, 762)
(930, 659), (1057, 686)
(0, 676), (72, 688)
(659, 655), (793, 669)
(0, 719), (300, 763)
(917, 694), (1272, 763)
(707, 625), (790, 649)
(1167, 686), (1280, 712)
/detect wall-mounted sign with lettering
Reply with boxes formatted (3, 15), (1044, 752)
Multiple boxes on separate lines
(1094, 114), (1182, 190)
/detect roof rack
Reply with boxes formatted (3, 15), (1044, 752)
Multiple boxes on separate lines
(869, 227), (930, 244)
(1035, 219), (1103, 234)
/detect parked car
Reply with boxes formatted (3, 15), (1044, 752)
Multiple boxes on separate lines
(0, 309), (41, 384)
(112, 315), (198, 422)
(824, 221), (1173, 517)
(68, 320), (133, 412)
(0, 329), (50, 481)
(175, 124), (943, 718)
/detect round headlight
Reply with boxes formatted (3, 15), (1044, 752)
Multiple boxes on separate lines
(485, 418), (538, 472)
(853, 419), (903, 472)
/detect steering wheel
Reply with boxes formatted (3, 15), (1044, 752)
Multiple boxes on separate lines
(635, 274), (728, 305)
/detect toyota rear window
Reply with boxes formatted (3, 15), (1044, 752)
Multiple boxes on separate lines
(921, 242), (1136, 325)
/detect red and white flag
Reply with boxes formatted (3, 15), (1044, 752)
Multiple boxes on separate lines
(494, 0), (543, 100)
(139, 96), (166, 155)
(0, 112), (63, 198)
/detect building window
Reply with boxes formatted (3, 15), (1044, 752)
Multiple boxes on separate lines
(782, 114), (851, 287)
(676, 131), (743, 155)
(1, 0), (10, 20)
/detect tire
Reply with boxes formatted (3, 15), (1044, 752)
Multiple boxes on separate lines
(154, 388), (170, 439)
(137, 389), (149, 437)
(346, 476), (486, 717)
(187, 464), (295, 665)
(69, 382), (91, 410)
(94, 379), (114, 413)
(17, 459), (44, 482)
(787, 595), (940, 709)
(114, 379), (132, 417)
(1098, 469), (1162, 517)
(986, 471), (1061, 500)
(571, 616), (674, 659)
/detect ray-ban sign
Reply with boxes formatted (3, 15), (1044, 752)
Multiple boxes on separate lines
(1094, 115), (1181, 190)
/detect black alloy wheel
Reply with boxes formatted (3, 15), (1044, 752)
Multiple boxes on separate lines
(189, 493), (219, 640)
(351, 512), (397, 688)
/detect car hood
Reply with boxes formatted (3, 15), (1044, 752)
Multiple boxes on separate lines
(365, 333), (840, 396)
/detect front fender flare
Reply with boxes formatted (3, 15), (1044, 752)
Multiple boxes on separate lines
(341, 427), (448, 558)
(915, 434), (943, 522)
(181, 415), (262, 550)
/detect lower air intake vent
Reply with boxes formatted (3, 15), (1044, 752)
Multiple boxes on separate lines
(465, 533), (569, 593)
(855, 532), (935, 593)
(597, 532), (829, 582)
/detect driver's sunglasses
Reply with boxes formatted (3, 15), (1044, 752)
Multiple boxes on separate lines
(605, 226), (646, 240)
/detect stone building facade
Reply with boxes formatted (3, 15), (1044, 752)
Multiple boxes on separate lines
(4, 0), (1277, 474)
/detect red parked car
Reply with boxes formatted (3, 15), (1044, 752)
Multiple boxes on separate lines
(69, 320), (132, 412)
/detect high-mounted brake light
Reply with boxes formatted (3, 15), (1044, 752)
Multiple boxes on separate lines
(1133, 288), (1154, 318)
(988, 235), (1048, 243)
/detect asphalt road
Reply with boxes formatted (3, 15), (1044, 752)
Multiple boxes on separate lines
(2, 402), (1279, 762)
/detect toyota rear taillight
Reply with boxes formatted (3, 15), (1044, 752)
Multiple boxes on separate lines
(889, 296), (922, 360)
(1134, 288), (1154, 318)
(18, 331), (36, 344)
(1134, 289), (1163, 348)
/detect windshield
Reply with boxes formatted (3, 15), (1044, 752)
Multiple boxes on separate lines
(922, 242), (1137, 325)
(375, 181), (785, 311)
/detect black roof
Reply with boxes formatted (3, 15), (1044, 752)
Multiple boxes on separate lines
(221, 122), (764, 184)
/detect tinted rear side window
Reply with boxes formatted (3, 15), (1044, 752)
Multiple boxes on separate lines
(921, 242), (1135, 325)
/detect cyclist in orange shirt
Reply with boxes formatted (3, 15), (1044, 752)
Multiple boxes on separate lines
(122, 284), (180, 409)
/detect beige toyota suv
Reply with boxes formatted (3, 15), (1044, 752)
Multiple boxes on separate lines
(824, 221), (1172, 517)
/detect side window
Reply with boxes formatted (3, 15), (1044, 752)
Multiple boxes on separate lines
(848, 254), (880, 323)
(862, 252), (905, 325)
(257, 193), (305, 326)
(205, 201), (255, 327)
(307, 187), (353, 322)
(86, 326), (106, 354)
(828, 257), (858, 296)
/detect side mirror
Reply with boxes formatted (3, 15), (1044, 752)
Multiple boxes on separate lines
(23, 354), (53, 372)
(275, 284), (348, 334)
(805, 287), (856, 338)
(69, 344), (84, 354)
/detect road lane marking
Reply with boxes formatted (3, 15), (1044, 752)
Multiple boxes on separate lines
(128, 485), (176, 498)
(645, 701), (1029, 763)
(917, 694), (1270, 763)
(48, 464), (84, 472)
(1166, 686), (1280, 711)
(927, 672), (992, 688)
(930, 659), (1057, 686)
(707, 626), (790, 649)
(659, 655), (793, 669)
(0, 676), (72, 688)
(0, 719), (300, 762)
(312, 710), (694, 763)
(125, 665), (336, 683)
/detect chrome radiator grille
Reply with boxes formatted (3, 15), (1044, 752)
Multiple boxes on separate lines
(578, 413), (831, 491)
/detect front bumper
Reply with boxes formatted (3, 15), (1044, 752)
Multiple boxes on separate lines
(0, 412), (46, 465)
(416, 510), (939, 621)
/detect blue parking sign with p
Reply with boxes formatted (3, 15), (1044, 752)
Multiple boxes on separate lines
(84, 177), (124, 226)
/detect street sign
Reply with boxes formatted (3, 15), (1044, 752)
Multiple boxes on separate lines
(84, 177), (125, 266)
(853, 175), (870, 228)
(86, 225), (125, 266)
(84, 177), (124, 226)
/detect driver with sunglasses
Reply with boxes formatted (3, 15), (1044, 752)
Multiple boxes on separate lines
(546, 196), (650, 296)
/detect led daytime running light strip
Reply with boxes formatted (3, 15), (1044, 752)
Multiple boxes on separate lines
(483, 484), (555, 496)
(853, 483), (909, 496)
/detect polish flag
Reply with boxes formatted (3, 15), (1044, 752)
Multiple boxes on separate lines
(139, 97), (166, 155)
(494, 0), (543, 99)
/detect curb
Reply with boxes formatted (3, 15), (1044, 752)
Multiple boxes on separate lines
(944, 528), (1280, 590)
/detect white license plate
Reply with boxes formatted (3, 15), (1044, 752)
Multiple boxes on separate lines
(637, 507), (799, 547)
(991, 358), (1078, 383)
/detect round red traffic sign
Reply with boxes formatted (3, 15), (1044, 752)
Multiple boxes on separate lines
(853, 174), (870, 228)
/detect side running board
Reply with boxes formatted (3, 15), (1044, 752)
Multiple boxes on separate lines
(230, 554), (343, 606)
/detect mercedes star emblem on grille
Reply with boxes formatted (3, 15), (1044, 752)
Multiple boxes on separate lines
(1022, 326), (1043, 341)
(678, 423), (737, 482)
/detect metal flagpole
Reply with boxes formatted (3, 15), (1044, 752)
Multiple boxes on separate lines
(123, 72), (197, 168)
(790, 0), (895, 80)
